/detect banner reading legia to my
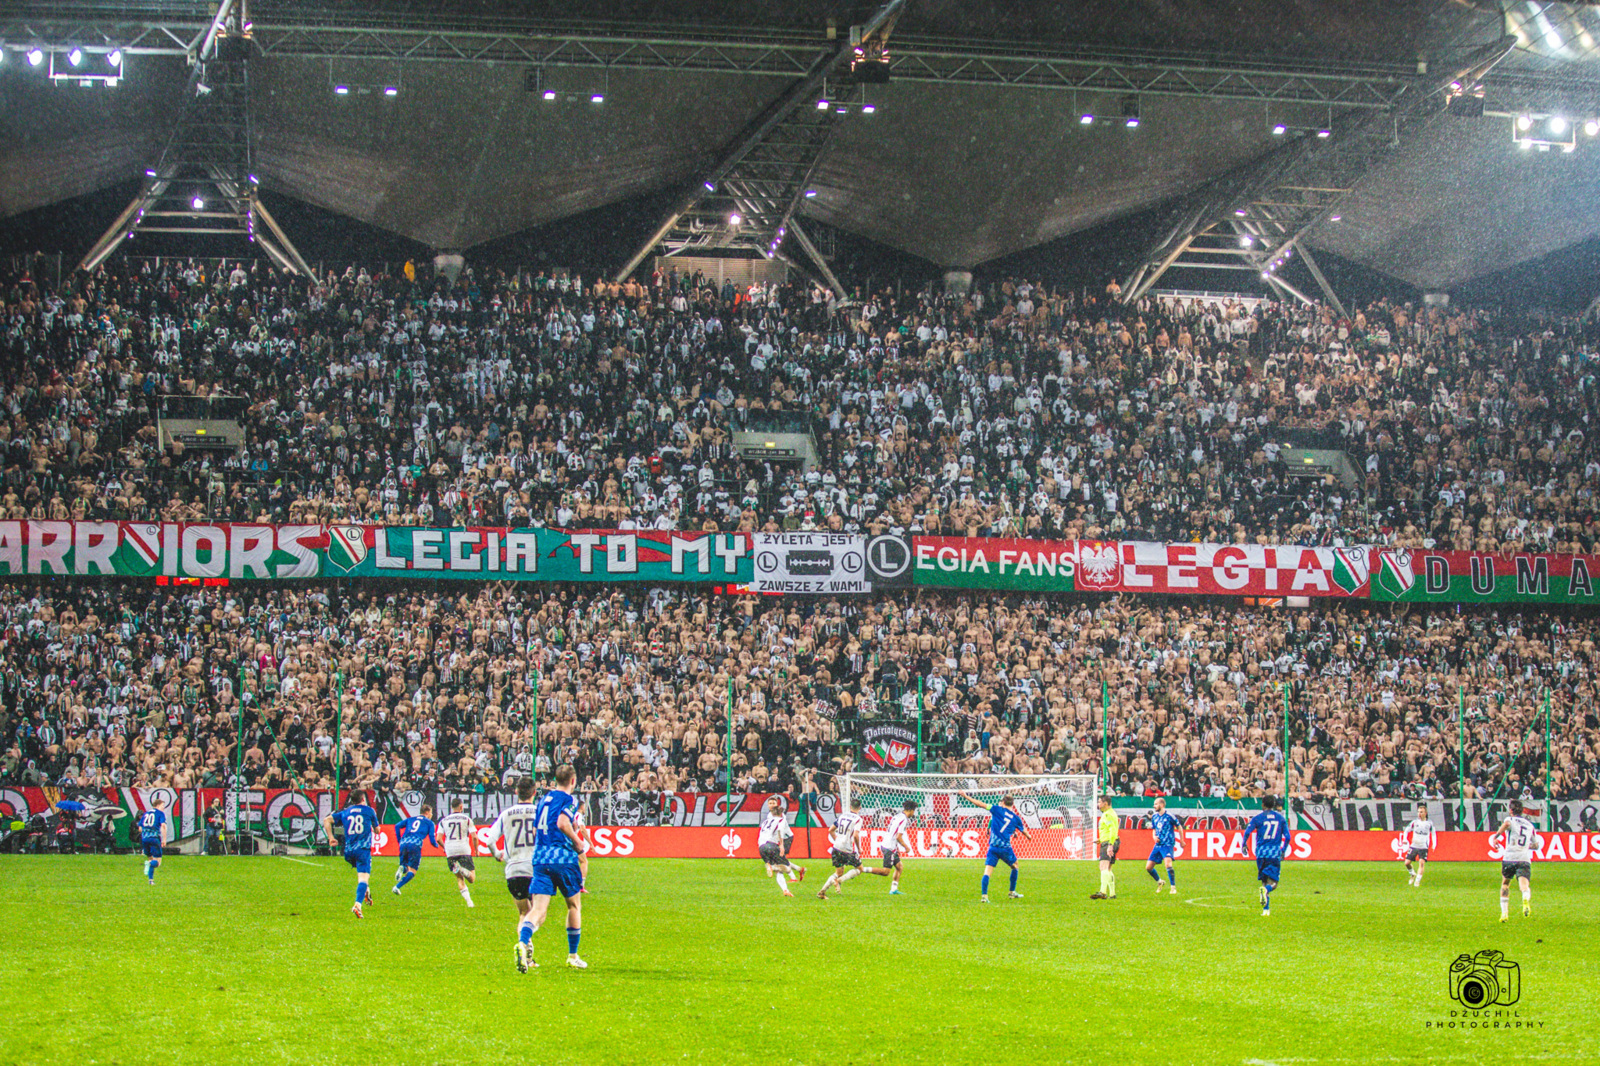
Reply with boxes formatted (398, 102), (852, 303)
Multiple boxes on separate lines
(0, 522), (753, 584)
(909, 538), (1370, 597)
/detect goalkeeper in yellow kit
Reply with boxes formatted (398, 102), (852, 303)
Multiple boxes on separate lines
(1090, 795), (1120, 899)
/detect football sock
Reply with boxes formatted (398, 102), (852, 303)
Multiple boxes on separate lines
(1500, 895), (1509, 918)
(1009, 868), (1019, 892)
(1108, 872), (1115, 896)
(1099, 869), (1109, 893)
(1167, 868), (1176, 886)
(1148, 867), (1161, 882)
(567, 927), (581, 955)
(519, 922), (533, 946)
(356, 882), (368, 904)
(396, 870), (416, 889)
(839, 868), (862, 885)
(147, 861), (157, 882)
(981, 874), (991, 896)
(775, 873), (788, 892)
(1522, 889), (1531, 903)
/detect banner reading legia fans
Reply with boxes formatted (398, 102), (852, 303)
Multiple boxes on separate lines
(1371, 547), (1600, 604)
(0, 522), (753, 584)
(911, 538), (1370, 597)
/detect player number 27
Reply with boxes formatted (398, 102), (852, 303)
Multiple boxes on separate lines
(1261, 821), (1278, 839)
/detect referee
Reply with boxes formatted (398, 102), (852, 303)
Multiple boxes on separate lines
(1090, 795), (1120, 900)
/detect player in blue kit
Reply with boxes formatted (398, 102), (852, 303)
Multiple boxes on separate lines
(392, 805), (439, 896)
(1144, 797), (1181, 894)
(135, 798), (169, 885)
(957, 791), (1032, 903)
(1244, 795), (1291, 916)
(322, 790), (380, 918)
(529, 765), (588, 968)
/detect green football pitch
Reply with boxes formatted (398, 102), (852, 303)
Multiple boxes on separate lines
(0, 856), (1593, 1066)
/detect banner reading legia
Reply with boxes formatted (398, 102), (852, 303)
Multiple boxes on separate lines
(910, 538), (1370, 597)
(0, 522), (753, 584)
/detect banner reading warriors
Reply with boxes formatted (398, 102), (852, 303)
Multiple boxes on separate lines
(0, 522), (752, 584)
(910, 538), (1369, 598)
(1371, 548), (1600, 604)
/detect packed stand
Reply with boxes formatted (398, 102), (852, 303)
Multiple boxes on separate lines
(5, 257), (1600, 551)
(2, 584), (1595, 806)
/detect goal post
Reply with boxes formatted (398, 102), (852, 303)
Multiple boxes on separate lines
(839, 773), (1099, 861)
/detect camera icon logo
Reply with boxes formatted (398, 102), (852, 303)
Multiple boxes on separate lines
(1448, 949), (1521, 1007)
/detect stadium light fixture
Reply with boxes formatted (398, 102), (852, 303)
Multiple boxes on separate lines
(816, 99), (829, 110)
(1329, 214), (1342, 222)
(728, 213), (741, 226)
(862, 103), (876, 114)
(804, 189), (817, 198)
(1517, 114), (1532, 131)
(1261, 271), (1271, 280)
(1586, 120), (1599, 137)
(590, 93), (604, 103)
(191, 196), (205, 210)
(68, 47), (83, 67)
(542, 89), (557, 100)
(26, 48), (43, 67)
(1271, 122), (1287, 135)
(108, 50), (122, 67)
(1234, 208), (1248, 217)
(334, 85), (349, 95)
(144, 169), (157, 177)
(383, 86), (398, 96)
(1079, 112), (1094, 125)
(1239, 234), (1253, 248)
(1317, 128), (1331, 138)
(248, 173), (259, 184)
(1550, 115), (1569, 135)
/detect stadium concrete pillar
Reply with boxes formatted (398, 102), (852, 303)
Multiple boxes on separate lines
(433, 252), (465, 284)
(943, 271), (972, 295)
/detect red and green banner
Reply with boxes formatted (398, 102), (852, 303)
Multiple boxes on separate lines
(1370, 549), (1600, 603)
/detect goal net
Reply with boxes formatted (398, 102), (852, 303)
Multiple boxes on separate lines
(839, 773), (1098, 861)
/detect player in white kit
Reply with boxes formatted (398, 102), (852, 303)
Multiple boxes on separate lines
(486, 779), (543, 972)
(439, 798), (477, 907)
(860, 799), (915, 894)
(1403, 808), (1436, 887)
(756, 797), (806, 896)
(1496, 798), (1537, 921)
(817, 798), (865, 900)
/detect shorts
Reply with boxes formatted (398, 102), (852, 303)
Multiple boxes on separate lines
(1097, 841), (1119, 864)
(506, 875), (534, 900)
(986, 844), (1018, 868)
(398, 846), (422, 870)
(1406, 847), (1429, 862)
(829, 848), (862, 870)
(1256, 857), (1281, 884)
(881, 847), (901, 868)
(447, 855), (476, 876)
(759, 842), (792, 867)
(532, 862), (585, 899)
(1148, 846), (1172, 864)
(142, 841), (163, 859)
(1501, 861), (1532, 881)
(343, 848), (373, 875)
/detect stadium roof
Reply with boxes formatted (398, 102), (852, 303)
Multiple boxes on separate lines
(5, 1), (1600, 290)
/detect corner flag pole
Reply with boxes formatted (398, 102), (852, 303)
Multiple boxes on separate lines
(724, 677), (734, 828)
(1457, 685), (1466, 830)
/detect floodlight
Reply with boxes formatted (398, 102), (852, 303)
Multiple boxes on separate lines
(1550, 116), (1568, 135)
(108, 50), (122, 66)
(1271, 123), (1287, 135)
(68, 47), (83, 67)
(590, 94), (604, 103)
(383, 86), (398, 96)
(192, 196), (205, 210)
(728, 213), (741, 225)
(26, 48), (43, 66)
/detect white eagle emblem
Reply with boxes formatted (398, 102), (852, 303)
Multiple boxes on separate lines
(1076, 541), (1121, 589)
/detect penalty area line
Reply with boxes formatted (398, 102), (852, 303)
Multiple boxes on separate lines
(1183, 895), (1250, 908)
(279, 856), (323, 867)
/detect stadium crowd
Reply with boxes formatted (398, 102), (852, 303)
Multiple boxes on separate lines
(3, 256), (1600, 551)
(1, 583), (1595, 806)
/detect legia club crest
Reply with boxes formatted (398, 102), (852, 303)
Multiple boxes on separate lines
(326, 526), (370, 573)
